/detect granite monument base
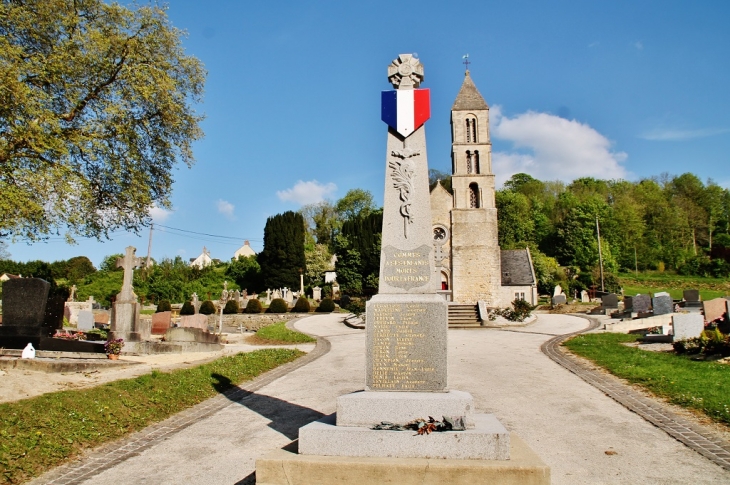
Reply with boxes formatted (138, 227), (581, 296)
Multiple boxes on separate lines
(299, 413), (509, 460)
(257, 433), (549, 485)
(336, 390), (475, 428)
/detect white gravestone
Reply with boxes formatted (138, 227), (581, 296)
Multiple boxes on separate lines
(77, 310), (95, 331)
(672, 313), (705, 341)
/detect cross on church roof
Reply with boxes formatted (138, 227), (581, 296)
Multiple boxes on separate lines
(462, 54), (470, 71)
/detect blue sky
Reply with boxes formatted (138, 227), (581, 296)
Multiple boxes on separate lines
(6, 0), (730, 268)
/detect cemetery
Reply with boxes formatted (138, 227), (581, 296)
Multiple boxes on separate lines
(1, 1), (730, 483)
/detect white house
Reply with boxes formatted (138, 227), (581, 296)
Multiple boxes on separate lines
(189, 246), (212, 269)
(234, 240), (256, 259)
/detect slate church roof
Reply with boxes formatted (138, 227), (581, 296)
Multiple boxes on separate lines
(500, 249), (537, 286)
(452, 71), (489, 111)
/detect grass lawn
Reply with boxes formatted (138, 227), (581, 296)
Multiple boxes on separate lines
(0, 348), (303, 485)
(564, 333), (730, 426)
(618, 272), (730, 300)
(248, 321), (316, 345)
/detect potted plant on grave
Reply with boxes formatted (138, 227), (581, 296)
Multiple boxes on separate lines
(104, 338), (124, 360)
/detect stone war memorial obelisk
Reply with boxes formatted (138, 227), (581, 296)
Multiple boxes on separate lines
(256, 54), (550, 485)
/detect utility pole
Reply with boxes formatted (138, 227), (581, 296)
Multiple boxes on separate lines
(146, 223), (154, 268)
(596, 216), (605, 292)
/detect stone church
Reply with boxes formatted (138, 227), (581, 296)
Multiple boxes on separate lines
(430, 70), (537, 307)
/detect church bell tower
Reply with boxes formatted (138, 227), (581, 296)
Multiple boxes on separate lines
(448, 70), (502, 305)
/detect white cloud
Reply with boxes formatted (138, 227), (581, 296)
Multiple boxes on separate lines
(149, 205), (172, 223)
(639, 127), (730, 141)
(490, 106), (628, 186)
(277, 180), (337, 205)
(217, 199), (235, 220)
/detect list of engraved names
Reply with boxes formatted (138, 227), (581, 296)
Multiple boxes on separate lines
(370, 302), (436, 390)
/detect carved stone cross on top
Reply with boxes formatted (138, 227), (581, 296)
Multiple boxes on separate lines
(116, 246), (144, 302)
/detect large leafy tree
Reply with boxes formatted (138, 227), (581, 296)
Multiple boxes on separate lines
(0, 0), (205, 240)
(258, 211), (306, 289)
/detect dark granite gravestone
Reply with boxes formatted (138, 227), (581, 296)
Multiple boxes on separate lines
(683, 289), (700, 302)
(652, 294), (673, 316)
(623, 296), (634, 311)
(601, 293), (619, 309)
(0, 278), (104, 352)
(632, 294), (651, 314)
(551, 294), (567, 306)
(1, 278), (50, 327)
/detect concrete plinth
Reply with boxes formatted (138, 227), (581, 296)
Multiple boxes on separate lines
(299, 413), (509, 460)
(336, 389), (475, 427)
(257, 433), (549, 485)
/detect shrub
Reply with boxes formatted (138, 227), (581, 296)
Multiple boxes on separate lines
(223, 299), (240, 314)
(179, 301), (195, 315)
(342, 297), (365, 315)
(244, 298), (263, 314)
(291, 296), (311, 313)
(199, 300), (216, 315)
(494, 299), (534, 322)
(267, 298), (289, 313)
(316, 298), (335, 312)
(156, 300), (172, 313)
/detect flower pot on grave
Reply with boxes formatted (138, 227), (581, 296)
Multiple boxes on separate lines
(107, 354), (119, 360)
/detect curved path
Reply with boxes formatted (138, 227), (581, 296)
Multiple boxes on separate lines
(31, 314), (730, 484)
(542, 315), (730, 472)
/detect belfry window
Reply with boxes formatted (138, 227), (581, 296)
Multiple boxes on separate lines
(466, 117), (477, 143)
(469, 183), (480, 208)
(474, 150), (480, 174)
(466, 151), (472, 174)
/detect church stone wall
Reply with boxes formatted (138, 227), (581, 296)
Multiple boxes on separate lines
(450, 208), (502, 306)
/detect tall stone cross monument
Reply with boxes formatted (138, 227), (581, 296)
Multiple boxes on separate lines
(109, 246), (144, 342)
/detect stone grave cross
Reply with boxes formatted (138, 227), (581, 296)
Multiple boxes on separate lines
(116, 246), (144, 302)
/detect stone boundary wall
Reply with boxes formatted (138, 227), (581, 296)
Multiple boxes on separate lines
(140, 312), (319, 332)
(205, 313), (301, 331)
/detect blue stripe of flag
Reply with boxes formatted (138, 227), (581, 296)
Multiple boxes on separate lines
(381, 91), (397, 131)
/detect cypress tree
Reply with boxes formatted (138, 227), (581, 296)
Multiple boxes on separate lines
(258, 211), (307, 289)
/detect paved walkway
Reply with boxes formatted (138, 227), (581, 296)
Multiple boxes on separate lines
(30, 313), (730, 484)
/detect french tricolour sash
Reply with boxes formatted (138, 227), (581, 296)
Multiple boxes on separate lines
(381, 88), (430, 138)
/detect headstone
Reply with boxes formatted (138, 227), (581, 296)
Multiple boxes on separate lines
(601, 293), (619, 309)
(151, 311), (172, 335)
(623, 296), (634, 311)
(77, 311), (95, 331)
(683, 289), (700, 302)
(654, 291), (670, 297)
(332, 283), (340, 298)
(553, 285), (563, 297)
(632, 294), (651, 313)
(580, 290), (589, 303)
(191, 292), (200, 313)
(94, 311), (110, 325)
(313, 286), (322, 301)
(179, 314), (209, 330)
(672, 313), (704, 340)
(233, 290), (241, 303)
(1, 278), (50, 327)
(703, 298), (728, 323)
(652, 294), (673, 316)
(551, 294), (567, 306)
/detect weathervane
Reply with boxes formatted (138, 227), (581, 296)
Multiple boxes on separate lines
(462, 53), (470, 71)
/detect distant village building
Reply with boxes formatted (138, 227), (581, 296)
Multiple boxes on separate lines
(0, 273), (21, 282)
(189, 246), (213, 269)
(430, 70), (537, 306)
(234, 240), (256, 259)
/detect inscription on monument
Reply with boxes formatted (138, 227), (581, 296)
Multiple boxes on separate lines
(381, 245), (431, 290)
(366, 301), (446, 391)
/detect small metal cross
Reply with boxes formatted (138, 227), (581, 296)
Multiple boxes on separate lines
(462, 54), (470, 70)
